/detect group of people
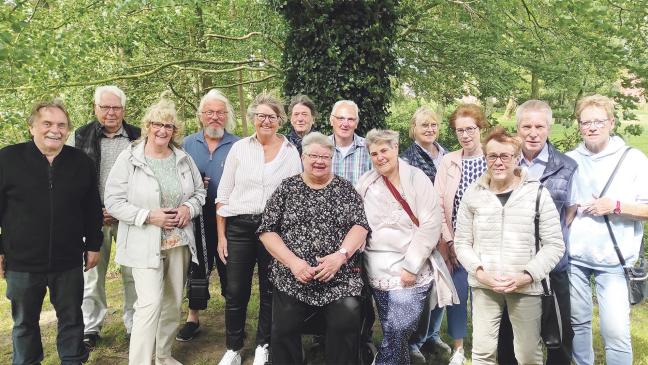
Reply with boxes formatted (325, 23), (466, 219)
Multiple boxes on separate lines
(0, 84), (647, 365)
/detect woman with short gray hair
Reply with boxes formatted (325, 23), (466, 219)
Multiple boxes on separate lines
(258, 132), (370, 364)
(357, 129), (457, 365)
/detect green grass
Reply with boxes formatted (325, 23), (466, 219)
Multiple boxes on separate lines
(2, 262), (648, 364)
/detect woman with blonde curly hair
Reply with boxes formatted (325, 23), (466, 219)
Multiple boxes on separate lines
(105, 99), (206, 364)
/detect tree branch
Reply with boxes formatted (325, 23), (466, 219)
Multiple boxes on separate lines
(167, 82), (198, 112)
(204, 31), (284, 50)
(0, 59), (277, 91)
(205, 74), (277, 90)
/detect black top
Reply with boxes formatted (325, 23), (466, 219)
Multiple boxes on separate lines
(0, 142), (103, 273)
(257, 175), (370, 306)
(496, 191), (513, 206)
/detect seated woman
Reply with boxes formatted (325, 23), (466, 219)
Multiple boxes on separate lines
(454, 126), (564, 365)
(257, 132), (370, 365)
(104, 99), (206, 365)
(356, 129), (457, 365)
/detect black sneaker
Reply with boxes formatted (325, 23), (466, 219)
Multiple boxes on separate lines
(83, 333), (99, 351)
(175, 321), (200, 342)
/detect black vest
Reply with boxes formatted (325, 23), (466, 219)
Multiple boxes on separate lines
(74, 120), (141, 174)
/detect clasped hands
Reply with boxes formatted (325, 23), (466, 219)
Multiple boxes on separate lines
(147, 205), (191, 229)
(289, 252), (346, 284)
(580, 194), (615, 217)
(475, 268), (533, 293)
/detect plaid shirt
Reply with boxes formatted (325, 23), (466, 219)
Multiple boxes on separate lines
(329, 133), (372, 186)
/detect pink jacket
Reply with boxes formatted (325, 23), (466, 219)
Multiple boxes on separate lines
(434, 150), (463, 242)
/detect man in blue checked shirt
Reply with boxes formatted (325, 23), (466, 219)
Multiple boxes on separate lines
(328, 100), (372, 186)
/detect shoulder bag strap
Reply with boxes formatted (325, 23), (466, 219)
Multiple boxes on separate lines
(382, 175), (419, 227)
(187, 160), (210, 276)
(598, 147), (632, 270)
(534, 183), (551, 296)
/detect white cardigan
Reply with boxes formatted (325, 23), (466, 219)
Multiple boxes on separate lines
(104, 141), (206, 269)
(357, 160), (459, 306)
(454, 170), (565, 295)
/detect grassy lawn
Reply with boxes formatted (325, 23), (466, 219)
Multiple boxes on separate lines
(1, 261), (648, 364)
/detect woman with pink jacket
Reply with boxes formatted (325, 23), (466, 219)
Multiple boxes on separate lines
(430, 104), (488, 365)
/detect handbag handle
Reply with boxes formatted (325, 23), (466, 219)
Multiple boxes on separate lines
(534, 183), (551, 296)
(382, 175), (419, 227)
(597, 147), (634, 270)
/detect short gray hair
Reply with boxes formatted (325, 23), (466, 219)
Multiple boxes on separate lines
(302, 132), (334, 155)
(365, 129), (399, 150)
(198, 89), (236, 131)
(516, 99), (553, 127)
(94, 85), (126, 107)
(330, 100), (359, 122)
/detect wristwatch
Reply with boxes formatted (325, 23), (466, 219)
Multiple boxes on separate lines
(614, 200), (621, 215)
(338, 248), (349, 261)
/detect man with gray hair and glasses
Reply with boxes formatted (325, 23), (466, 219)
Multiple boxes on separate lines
(176, 89), (240, 341)
(67, 85), (141, 349)
(497, 99), (577, 365)
(328, 100), (372, 186)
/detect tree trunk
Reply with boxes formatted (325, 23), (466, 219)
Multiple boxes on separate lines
(238, 69), (248, 136)
(503, 96), (517, 120)
(530, 70), (539, 99)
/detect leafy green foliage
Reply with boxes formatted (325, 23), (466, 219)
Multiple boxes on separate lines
(276, 0), (398, 135)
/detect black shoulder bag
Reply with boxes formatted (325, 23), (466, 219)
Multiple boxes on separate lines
(187, 169), (211, 309)
(534, 184), (563, 350)
(599, 147), (648, 305)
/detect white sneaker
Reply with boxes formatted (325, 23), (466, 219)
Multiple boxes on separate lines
(252, 344), (269, 365)
(218, 350), (241, 365)
(448, 347), (466, 365)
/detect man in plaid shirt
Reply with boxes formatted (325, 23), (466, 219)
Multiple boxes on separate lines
(328, 100), (372, 186)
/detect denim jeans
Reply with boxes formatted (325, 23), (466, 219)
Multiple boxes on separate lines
(570, 264), (632, 365)
(6, 268), (88, 365)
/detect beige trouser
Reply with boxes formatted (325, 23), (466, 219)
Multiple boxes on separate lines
(129, 246), (189, 365)
(471, 287), (543, 365)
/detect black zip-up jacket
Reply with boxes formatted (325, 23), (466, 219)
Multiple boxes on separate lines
(73, 119), (141, 175)
(0, 142), (103, 273)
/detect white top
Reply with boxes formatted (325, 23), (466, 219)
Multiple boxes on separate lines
(216, 135), (302, 216)
(567, 136), (648, 269)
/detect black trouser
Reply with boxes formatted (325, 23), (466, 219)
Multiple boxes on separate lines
(187, 211), (227, 310)
(497, 269), (574, 365)
(6, 267), (88, 365)
(271, 290), (362, 365)
(224, 214), (272, 350)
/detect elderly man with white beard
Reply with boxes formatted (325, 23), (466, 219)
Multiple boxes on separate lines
(176, 89), (240, 341)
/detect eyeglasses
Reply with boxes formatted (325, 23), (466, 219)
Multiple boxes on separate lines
(254, 113), (279, 123)
(305, 153), (332, 161)
(486, 153), (515, 163)
(150, 122), (176, 131)
(202, 110), (228, 118)
(333, 115), (358, 123)
(97, 105), (123, 113)
(578, 119), (608, 130)
(455, 126), (479, 136)
(419, 123), (438, 130)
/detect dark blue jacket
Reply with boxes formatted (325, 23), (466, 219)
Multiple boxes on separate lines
(538, 142), (577, 273)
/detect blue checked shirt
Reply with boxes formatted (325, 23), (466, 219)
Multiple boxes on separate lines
(329, 133), (372, 186)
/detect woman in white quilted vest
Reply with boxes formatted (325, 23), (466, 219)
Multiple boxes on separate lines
(454, 126), (564, 365)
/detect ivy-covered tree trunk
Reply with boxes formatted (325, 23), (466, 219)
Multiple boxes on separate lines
(278, 0), (398, 135)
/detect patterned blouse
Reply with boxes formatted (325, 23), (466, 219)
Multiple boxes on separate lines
(257, 175), (370, 306)
(146, 154), (188, 250)
(451, 155), (487, 231)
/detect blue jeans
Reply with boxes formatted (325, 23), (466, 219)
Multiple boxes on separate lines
(570, 264), (632, 365)
(6, 268), (88, 365)
(373, 284), (430, 365)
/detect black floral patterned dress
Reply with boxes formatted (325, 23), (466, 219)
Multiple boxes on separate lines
(257, 175), (370, 306)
